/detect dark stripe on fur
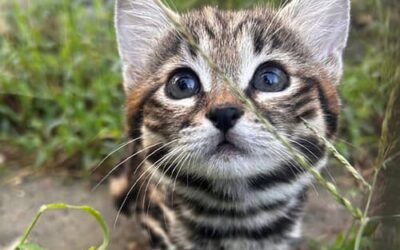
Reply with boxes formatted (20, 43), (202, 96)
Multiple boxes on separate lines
(141, 222), (169, 250)
(250, 19), (268, 54)
(178, 187), (307, 218)
(146, 98), (170, 111)
(312, 78), (339, 137)
(185, 216), (296, 240)
(147, 146), (172, 167)
(127, 88), (164, 141)
(248, 163), (306, 191)
(147, 202), (169, 232)
(292, 82), (315, 99)
(292, 96), (314, 111)
(183, 198), (304, 241)
(203, 22), (216, 39)
(112, 153), (146, 216)
(161, 164), (240, 201)
(292, 136), (325, 165)
(214, 11), (228, 29)
(296, 108), (318, 121)
(148, 30), (184, 72)
(179, 198), (289, 217)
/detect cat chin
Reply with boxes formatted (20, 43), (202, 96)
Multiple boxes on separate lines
(183, 154), (284, 179)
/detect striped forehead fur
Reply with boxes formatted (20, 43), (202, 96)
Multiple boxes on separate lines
(157, 7), (312, 75)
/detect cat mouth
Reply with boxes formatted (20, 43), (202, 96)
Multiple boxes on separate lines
(213, 138), (244, 156)
(217, 140), (236, 149)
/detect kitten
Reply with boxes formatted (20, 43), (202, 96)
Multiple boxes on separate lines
(110, 0), (350, 249)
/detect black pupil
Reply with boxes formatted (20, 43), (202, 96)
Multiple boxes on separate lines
(176, 76), (195, 92)
(262, 71), (280, 86)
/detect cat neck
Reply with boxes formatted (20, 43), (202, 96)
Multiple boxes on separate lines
(144, 159), (313, 212)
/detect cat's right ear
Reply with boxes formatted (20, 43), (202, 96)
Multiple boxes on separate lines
(115, 0), (178, 91)
(280, 0), (350, 84)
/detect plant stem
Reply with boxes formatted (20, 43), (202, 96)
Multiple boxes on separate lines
(354, 66), (400, 249)
(17, 205), (47, 246)
(302, 119), (371, 191)
(17, 203), (109, 250)
(354, 169), (379, 250)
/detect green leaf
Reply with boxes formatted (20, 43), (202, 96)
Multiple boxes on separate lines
(17, 242), (46, 250)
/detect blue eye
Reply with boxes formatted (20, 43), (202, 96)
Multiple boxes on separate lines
(166, 69), (201, 99)
(252, 64), (289, 92)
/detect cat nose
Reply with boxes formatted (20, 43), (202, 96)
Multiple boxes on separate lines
(206, 105), (244, 133)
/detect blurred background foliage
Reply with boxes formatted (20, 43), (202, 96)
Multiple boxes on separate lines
(0, 0), (389, 174)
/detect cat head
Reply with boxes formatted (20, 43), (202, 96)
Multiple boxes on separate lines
(115, 0), (350, 179)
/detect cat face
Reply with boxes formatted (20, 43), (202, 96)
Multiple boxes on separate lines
(116, 0), (349, 178)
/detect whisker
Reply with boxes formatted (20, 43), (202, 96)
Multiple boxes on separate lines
(170, 151), (192, 204)
(145, 146), (187, 209)
(92, 141), (164, 192)
(132, 149), (177, 209)
(114, 139), (179, 227)
(142, 145), (185, 210)
(133, 146), (185, 233)
(143, 146), (186, 224)
(91, 136), (143, 174)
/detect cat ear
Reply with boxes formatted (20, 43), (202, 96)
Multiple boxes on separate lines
(280, 0), (350, 82)
(115, 0), (178, 90)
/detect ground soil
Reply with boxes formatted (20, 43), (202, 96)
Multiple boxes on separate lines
(0, 166), (354, 250)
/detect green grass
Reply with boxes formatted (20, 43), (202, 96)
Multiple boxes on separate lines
(1, 0), (123, 170)
(0, 0), (387, 172)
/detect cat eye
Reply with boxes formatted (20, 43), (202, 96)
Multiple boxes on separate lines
(166, 69), (201, 100)
(251, 63), (289, 92)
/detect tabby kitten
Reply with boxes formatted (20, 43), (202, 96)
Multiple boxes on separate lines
(110, 0), (350, 249)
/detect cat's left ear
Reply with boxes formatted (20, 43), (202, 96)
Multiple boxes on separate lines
(280, 0), (350, 84)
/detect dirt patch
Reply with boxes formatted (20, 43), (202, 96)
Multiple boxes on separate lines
(0, 168), (353, 250)
(0, 173), (147, 250)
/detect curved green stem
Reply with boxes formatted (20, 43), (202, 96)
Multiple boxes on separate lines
(17, 203), (109, 250)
